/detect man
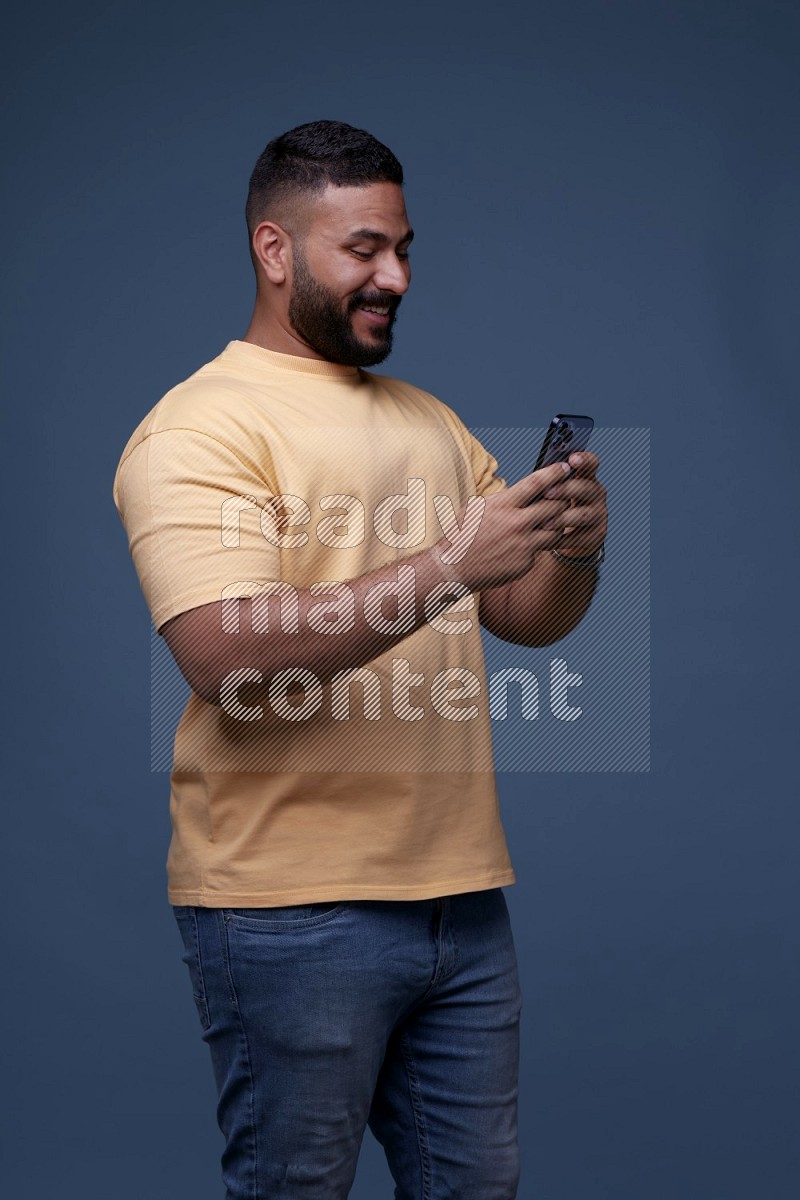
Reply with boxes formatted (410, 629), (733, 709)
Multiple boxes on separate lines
(113, 120), (606, 1199)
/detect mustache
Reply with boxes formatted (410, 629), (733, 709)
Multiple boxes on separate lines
(349, 292), (402, 314)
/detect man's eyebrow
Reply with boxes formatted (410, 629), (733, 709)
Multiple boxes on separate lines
(345, 227), (415, 245)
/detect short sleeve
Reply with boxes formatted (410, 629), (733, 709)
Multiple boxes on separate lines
(114, 428), (281, 633)
(462, 426), (506, 498)
(429, 396), (507, 499)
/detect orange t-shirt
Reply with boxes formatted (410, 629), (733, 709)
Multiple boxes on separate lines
(113, 339), (516, 905)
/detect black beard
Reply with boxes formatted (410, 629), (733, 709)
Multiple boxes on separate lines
(287, 248), (400, 367)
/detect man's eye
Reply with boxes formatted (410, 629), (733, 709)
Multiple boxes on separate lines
(350, 249), (410, 261)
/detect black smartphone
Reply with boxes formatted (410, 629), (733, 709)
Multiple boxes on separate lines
(534, 414), (594, 472)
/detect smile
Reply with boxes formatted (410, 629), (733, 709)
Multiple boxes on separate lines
(357, 305), (392, 328)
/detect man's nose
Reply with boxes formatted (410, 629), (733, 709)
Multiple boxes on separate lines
(372, 254), (411, 295)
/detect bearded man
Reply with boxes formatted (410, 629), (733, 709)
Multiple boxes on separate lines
(113, 119), (607, 1199)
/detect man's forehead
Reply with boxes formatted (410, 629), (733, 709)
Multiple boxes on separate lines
(310, 181), (410, 236)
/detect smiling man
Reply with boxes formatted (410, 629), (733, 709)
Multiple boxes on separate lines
(274, 185), (411, 364)
(113, 120), (607, 1199)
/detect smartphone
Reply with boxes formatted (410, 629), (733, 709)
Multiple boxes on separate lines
(534, 414), (594, 472)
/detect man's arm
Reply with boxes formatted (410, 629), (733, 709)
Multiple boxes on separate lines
(478, 450), (608, 646)
(162, 542), (458, 705)
(162, 460), (576, 705)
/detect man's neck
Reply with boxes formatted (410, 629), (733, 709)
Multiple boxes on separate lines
(242, 310), (324, 362)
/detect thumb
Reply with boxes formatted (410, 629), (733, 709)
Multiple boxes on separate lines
(509, 460), (572, 506)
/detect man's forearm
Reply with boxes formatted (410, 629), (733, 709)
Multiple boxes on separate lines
(163, 540), (466, 705)
(479, 548), (599, 647)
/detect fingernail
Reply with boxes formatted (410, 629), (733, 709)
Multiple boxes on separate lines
(560, 462), (571, 474)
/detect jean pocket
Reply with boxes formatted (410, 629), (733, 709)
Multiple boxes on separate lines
(224, 901), (346, 931)
(172, 906), (211, 1031)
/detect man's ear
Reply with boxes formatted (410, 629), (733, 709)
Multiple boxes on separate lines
(251, 220), (291, 285)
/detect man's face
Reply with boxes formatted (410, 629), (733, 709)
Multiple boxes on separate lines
(286, 182), (413, 367)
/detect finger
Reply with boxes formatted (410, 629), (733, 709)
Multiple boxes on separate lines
(542, 477), (604, 502)
(510, 461), (572, 505)
(567, 450), (600, 477)
(525, 497), (571, 529)
(548, 504), (603, 531)
(533, 526), (574, 551)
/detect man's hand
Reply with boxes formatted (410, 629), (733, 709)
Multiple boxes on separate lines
(436, 460), (575, 593)
(474, 450), (608, 646)
(538, 450), (607, 559)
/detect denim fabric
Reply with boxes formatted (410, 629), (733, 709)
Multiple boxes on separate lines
(172, 888), (522, 1199)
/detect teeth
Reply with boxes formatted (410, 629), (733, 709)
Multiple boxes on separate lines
(362, 305), (390, 315)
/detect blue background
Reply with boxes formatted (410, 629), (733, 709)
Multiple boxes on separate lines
(3, 1), (797, 1196)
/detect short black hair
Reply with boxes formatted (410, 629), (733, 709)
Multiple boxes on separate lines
(245, 120), (404, 251)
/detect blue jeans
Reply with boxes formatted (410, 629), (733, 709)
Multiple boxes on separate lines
(172, 889), (522, 1199)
